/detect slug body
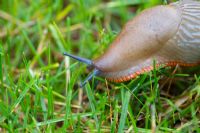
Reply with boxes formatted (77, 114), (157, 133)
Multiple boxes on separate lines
(64, 0), (200, 85)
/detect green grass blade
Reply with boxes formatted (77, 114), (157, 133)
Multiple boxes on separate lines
(85, 83), (100, 130)
(0, 44), (3, 85)
(118, 90), (131, 133)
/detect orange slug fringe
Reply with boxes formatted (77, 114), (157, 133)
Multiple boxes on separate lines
(107, 61), (200, 83)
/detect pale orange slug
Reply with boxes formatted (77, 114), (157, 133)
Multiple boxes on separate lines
(64, 0), (200, 86)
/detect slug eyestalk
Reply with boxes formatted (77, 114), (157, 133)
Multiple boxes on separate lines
(63, 52), (101, 87)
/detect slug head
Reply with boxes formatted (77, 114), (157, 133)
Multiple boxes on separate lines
(63, 3), (184, 84)
(63, 52), (101, 87)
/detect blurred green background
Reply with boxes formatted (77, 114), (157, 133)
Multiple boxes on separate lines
(0, 0), (199, 132)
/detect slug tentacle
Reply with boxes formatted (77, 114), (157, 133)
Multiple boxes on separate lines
(81, 69), (101, 87)
(63, 52), (93, 65)
(63, 52), (102, 86)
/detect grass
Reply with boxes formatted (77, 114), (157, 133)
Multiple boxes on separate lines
(0, 0), (200, 132)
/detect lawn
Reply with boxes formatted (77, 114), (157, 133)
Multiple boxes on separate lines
(0, 0), (199, 132)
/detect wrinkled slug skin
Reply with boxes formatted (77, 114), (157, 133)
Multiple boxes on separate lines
(93, 0), (200, 81)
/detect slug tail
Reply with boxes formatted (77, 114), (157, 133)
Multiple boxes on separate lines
(63, 52), (93, 65)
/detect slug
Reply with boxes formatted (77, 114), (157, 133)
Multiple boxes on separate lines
(64, 0), (200, 86)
